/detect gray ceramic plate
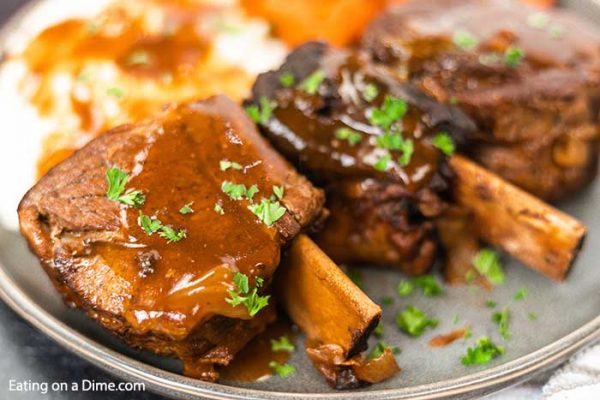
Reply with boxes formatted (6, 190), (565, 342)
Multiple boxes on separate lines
(0, 1), (599, 399)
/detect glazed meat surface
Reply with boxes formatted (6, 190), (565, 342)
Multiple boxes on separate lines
(251, 42), (476, 274)
(18, 96), (324, 381)
(363, 0), (600, 201)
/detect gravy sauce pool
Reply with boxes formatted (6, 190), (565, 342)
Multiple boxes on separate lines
(95, 99), (286, 339)
(269, 52), (442, 195)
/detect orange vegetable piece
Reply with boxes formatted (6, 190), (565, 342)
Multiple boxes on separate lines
(241, 0), (387, 46)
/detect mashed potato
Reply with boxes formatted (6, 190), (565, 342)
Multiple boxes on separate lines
(0, 0), (287, 229)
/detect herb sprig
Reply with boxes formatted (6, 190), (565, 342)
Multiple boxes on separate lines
(226, 272), (270, 316)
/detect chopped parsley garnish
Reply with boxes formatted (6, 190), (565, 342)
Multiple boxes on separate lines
(226, 272), (270, 317)
(396, 305), (438, 337)
(461, 336), (504, 366)
(138, 213), (162, 235)
(335, 127), (362, 146)
(214, 203), (224, 215)
(397, 275), (443, 297)
(432, 132), (455, 156)
(464, 327), (472, 339)
(412, 275), (444, 297)
(492, 308), (511, 340)
(513, 288), (528, 301)
(376, 132), (404, 150)
(106, 167), (145, 207)
(271, 336), (295, 353)
(373, 320), (384, 337)
(397, 280), (414, 297)
(374, 152), (392, 172)
(381, 296), (394, 306)
(453, 29), (478, 51)
(300, 70), (326, 95)
(472, 249), (505, 285)
(504, 46), (525, 68)
(269, 361), (296, 378)
(369, 96), (408, 130)
(179, 202), (194, 215)
(279, 71), (295, 88)
(220, 160), (243, 171)
(347, 269), (364, 289)
(485, 300), (497, 309)
(397, 139), (414, 167)
(273, 185), (284, 200)
(527, 12), (550, 29)
(368, 341), (400, 360)
(248, 199), (287, 226)
(245, 96), (276, 126)
(363, 83), (379, 102)
(453, 314), (460, 325)
(106, 86), (124, 98)
(528, 312), (538, 321)
(126, 50), (150, 66)
(449, 96), (459, 105)
(221, 181), (259, 201)
(158, 226), (187, 243)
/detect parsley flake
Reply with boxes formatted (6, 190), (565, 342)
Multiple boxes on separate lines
(158, 226), (187, 243)
(381, 297), (394, 306)
(138, 213), (162, 235)
(179, 202), (194, 215)
(412, 275), (444, 297)
(492, 308), (511, 340)
(504, 46), (525, 68)
(453, 29), (479, 51)
(369, 96), (408, 130)
(273, 185), (284, 200)
(528, 312), (538, 321)
(513, 288), (528, 301)
(397, 280), (414, 297)
(106, 167), (145, 207)
(335, 127), (362, 146)
(373, 320), (384, 337)
(226, 272), (270, 317)
(472, 249), (505, 285)
(461, 336), (504, 366)
(432, 132), (455, 156)
(279, 71), (295, 88)
(363, 83), (379, 102)
(221, 181), (259, 201)
(269, 361), (296, 378)
(220, 160), (243, 171)
(485, 300), (497, 309)
(368, 341), (400, 360)
(271, 336), (295, 353)
(300, 70), (326, 95)
(397, 139), (414, 167)
(374, 152), (392, 172)
(246, 96), (276, 126)
(398, 275), (443, 297)
(214, 203), (225, 215)
(396, 305), (438, 337)
(248, 199), (287, 226)
(549, 24), (565, 39)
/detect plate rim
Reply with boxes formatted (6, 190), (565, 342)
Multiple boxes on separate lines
(0, 1), (599, 399)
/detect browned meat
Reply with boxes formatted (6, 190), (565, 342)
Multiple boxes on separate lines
(18, 96), (324, 381)
(362, 0), (600, 201)
(251, 42), (476, 274)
